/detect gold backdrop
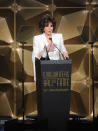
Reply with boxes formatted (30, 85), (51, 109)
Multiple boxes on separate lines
(0, 0), (98, 119)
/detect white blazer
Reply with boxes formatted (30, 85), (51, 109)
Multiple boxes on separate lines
(32, 33), (68, 81)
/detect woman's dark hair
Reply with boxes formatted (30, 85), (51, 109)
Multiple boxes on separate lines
(39, 14), (56, 33)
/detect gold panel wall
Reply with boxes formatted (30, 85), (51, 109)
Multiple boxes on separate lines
(0, 0), (98, 119)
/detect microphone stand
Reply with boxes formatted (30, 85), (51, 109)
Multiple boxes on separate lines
(89, 41), (95, 121)
(16, 25), (35, 123)
(46, 47), (50, 60)
(20, 41), (27, 123)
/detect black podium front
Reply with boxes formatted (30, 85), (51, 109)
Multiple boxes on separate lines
(35, 58), (72, 131)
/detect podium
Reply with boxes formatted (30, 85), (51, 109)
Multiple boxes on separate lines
(35, 58), (72, 131)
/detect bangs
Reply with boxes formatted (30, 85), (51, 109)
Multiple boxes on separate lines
(44, 22), (53, 27)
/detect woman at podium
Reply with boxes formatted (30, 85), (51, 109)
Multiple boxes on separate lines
(32, 14), (69, 81)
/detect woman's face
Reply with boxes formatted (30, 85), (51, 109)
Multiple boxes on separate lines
(44, 22), (53, 36)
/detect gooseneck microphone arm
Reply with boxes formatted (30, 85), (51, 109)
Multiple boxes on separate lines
(49, 38), (65, 60)
(45, 45), (50, 60)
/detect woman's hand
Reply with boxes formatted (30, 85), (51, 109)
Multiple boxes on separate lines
(37, 50), (43, 58)
(63, 52), (69, 59)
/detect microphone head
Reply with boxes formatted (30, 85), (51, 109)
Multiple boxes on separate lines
(49, 38), (52, 41)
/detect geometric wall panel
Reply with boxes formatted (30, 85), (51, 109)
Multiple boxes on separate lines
(16, 82), (36, 116)
(16, 47), (34, 82)
(0, 0), (98, 119)
(0, 83), (14, 117)
(57, 10), (87, 41)
(0, 17), (13, 43)
(0, 47), (11, 82)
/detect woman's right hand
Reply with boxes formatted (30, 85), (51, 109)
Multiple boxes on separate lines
(37, 50), (43, 58)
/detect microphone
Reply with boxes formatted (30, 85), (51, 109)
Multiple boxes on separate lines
(49, 38), (65, 60)
(49, 38), (52, 41)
